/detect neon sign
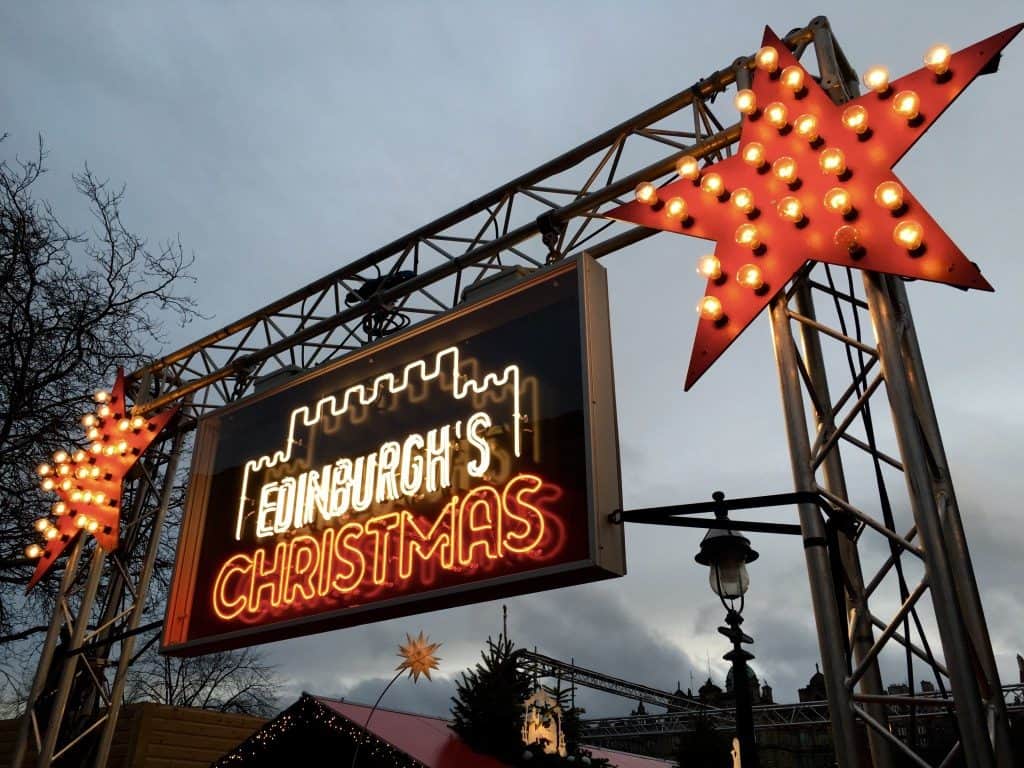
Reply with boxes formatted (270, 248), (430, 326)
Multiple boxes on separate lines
(164, 256), (624, 655)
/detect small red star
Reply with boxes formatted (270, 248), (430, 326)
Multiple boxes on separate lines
(606, 24), (1022, 389)
(27, 370), (177, 590)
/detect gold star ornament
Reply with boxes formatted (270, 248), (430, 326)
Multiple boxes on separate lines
(396, 631), (442, 682)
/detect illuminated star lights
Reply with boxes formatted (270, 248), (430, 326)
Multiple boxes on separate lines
(26, 370), (178, 590)
(396, 631), (442, 682)
(606, 24), (1022, 389)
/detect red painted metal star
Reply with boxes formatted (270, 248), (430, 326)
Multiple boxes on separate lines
(27, 370), (178, 590)
(606, 24), (1022, 390)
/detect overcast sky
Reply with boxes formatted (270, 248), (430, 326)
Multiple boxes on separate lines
(3, 1), (1022, 720)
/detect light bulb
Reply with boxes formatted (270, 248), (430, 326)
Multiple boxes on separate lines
(677, 156), (700, 181)
(44, 526), (59, 541)
(874, 181), (904, 210)
(82, 491), (93, 504)
(41, 477), (55, 491)
(86, 519), (100, 534)
(53, 450), (69, 464)
(53, 502), (68, 516)
(781, 65), (805, 92)
(894, 220), (924, 250)
(82, 413), (97, 428)
(736, 264), (764, 290)
(823, 187), (853, 215)
(819, 148), (846, 176)
(59, 478), (73, 491)
(834, 225), (861, 250)
(37, 463), (52, 477)
(76, 467), (89, 479)
(863, 66), (890, 93)
(755, 46), (780, 73)
(665, 197), (688, 219)
(924, 44), (951, 75)
(71, 490), (83, 502)
(741, 142), (766, 168)
(90, 466), (101, 479)
(635, 182), (659, 206)
(772, 156), (798, 184)
(117, 440), (129, 454)
(75, 514), (88, 529)
(893, 90), (920, 120)
(72, 450), (86, 463)
(735, 223), (760, 249)
(94, 492), (106, 505)
(696, 256), (722, 280)
(842, 104), (869, 134)
(89, 442), (103, 454)
(25, 544), (43, 559)
(700, 173), (725, 197)
(794, 114), (819, 142)
(94, 390), (110, 404)
(764, 101), (788, 129)
(698, 296), (724, 322)
(98, 404), (111, 418)
(103, 445), (116, 456)
(34, 518), (51, 532)
(734, 89), (757, 115)
(57, 464), (71, 477)
(730, 188), (755, 214)
(118, 419), (131, 432)
(777, 196), (804, 223)
(87, 427), (100, 441)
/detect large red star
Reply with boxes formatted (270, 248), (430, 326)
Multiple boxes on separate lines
(606, 24), (1022, 390)
(27, 370), (178, 590)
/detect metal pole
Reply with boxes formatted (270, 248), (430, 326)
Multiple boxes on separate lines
(722, 609), (758, 768)
(883, 276), (1013, 761)
(792, 281), (895, 768)
(91, 431), (185, 768)
(861, 272), (995, 767)
(768, 294), (863, 767)
(11, 538), (85, 768)
(35, 545), (107, 767)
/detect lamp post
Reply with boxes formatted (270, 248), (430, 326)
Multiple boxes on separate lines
(695, 494), (760, 768)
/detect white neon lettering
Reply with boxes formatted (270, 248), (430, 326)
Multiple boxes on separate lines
(425, 426), (451, 494)
(375, 441), (401, 503)
(466, 412), (492, 478)
(399, 433), (425, 497)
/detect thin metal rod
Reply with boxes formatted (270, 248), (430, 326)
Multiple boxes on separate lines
(852, 705), (933, 768)
(848, 579), (928, 689)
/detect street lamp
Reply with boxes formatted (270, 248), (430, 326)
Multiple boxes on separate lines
(695, 494), (760, 768)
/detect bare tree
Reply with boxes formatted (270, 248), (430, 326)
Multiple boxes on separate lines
(0, 134), (197, 709)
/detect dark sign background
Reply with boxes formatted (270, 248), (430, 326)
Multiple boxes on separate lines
(164, 258), (623, 654)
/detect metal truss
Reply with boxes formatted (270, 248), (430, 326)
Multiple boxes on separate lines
(14, 14), (1011, 768)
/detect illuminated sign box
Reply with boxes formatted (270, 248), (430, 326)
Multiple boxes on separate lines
(163, 255), (624, 655)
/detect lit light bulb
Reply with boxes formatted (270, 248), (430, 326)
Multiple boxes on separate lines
(87, 427), (101, 441)
(94, 492), (106, 505)
(736, 264), (764, 290)
(874, 181), (904, 210)
(819, 148), (847, 176)
(118, 419), (131, 432)
(781, 65), (805, 92)
(70, 490), (83, 503)
(34, 518), (51, 532)
(117, 440), (129, 454)
(698, 296), (724, 322)
(893, 90), (920, 120)
(863, 66), (890, 93)
(894, 220), (924, 250)
(741, 142), (766, 168)
(53, 502), (68, 516)
(764, 101), (788, 129)
(56, 464), (71, 478)
(89, 442), (103, 454)
(59, 478), (73, 491)
(53, 450), (69, 464)
(823, 187), (853, 215)
(103, 445), (116, 457)
(924, 44), (951, 75)
(82, 491), (93, 504)
(665, 197), (688, 219)
(90, 466), (101, 479)
(734, 89), (757, 115)
(735, 223), (760, 249)
(76, 467), (89, 479)
(677, 156), (700, 181)
(44, 526), (59, 541)
(777, 196), (804, 223)
(131, 415), (146, 430)
(730, 187), (755, 214)
(82, 413), (97, 428)
(793, 114), (819, 142)
(98, 404), (111, 418)
(94, 390), (110, 404)
(772, 156), (798, 184)
(72, 450), (86, 463)
(86, 519), (100, 534)
(700, 173), (725, 197)
(41, 477), (55, 491)
(834, 225), (861, 250)
(696, 256), (722, 280)
(75, 514), (88, 529)
(37, 463), (52, 477)
(25, 544), (43, 559)
(842, 104), (869, 134)
(755, 46), (780, 73)
(635, 182), (659, 206)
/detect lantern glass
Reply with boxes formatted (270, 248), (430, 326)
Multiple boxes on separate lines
(709, 556), (750, 600)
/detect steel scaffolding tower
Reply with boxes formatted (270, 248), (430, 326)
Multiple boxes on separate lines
(12, 16), (1012, 768)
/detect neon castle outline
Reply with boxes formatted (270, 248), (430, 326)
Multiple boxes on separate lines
(234, 346), (522, 540)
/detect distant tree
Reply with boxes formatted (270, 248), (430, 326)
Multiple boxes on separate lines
(0, 133), (197, 711)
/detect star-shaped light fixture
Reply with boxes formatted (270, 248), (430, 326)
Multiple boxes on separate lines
(26, 370), (178, 590)
(606, 24), (1022, 389)
(396, 631), (442, 682)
